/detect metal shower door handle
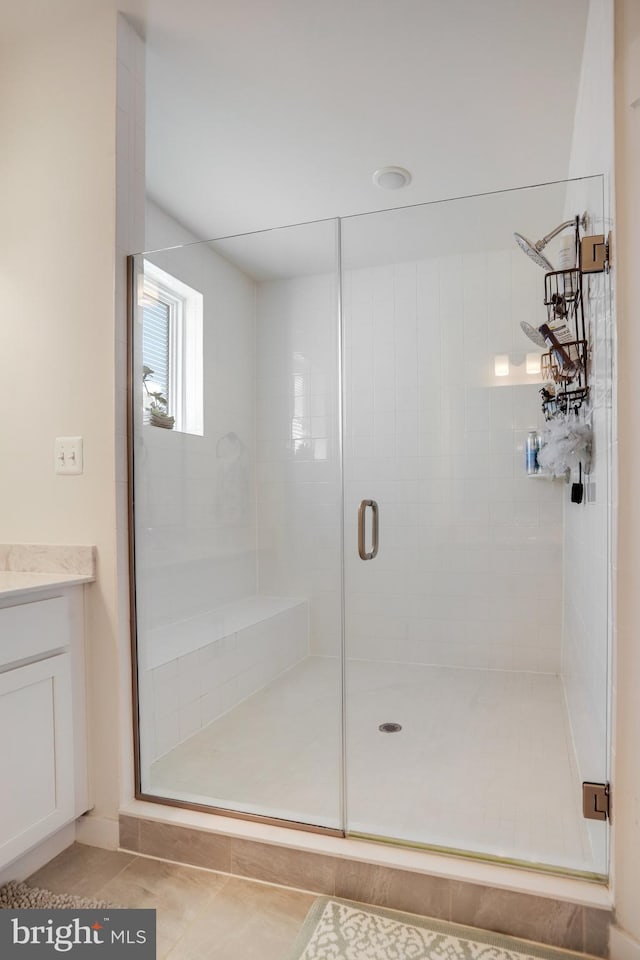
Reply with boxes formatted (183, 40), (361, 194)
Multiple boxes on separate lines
(358, 499), (379, 560)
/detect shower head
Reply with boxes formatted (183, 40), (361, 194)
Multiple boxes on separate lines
(513, 215), (587, 271)
(520, 321), (547, 348)
(513, 232), (555, 271)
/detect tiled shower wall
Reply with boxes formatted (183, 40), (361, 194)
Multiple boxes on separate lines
(136, 205), (258, 630)
(255, 249), (565, 671)
(561, 178), (613, 870)
(562, 268), (611, 866)
(561, 0), (614, 872)
(342, 251), (564, 671)
(136, 206), (259, 768)
(255, 274), (342, 658)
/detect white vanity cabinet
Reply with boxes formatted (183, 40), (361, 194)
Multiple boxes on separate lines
(0, 586), (89, 870)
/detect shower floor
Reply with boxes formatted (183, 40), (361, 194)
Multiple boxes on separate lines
(148, 656), (597, 874)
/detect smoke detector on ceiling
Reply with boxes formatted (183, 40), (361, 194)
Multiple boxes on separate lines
(372, 166), (412, 189)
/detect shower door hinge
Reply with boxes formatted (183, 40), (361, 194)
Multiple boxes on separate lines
(582, 781), (610, 821)
(581, 233), (612, 274)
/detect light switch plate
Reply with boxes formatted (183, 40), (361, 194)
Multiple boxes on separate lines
(55, 437), (83, 475)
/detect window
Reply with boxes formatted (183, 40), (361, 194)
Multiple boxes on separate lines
(142, 297), (170, 415)
(140, 260), (204, 435)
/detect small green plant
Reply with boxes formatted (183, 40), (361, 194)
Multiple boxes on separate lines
(142, 365), (168, 414)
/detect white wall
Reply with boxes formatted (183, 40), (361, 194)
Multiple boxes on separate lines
(559, 188), (612, 877)
(569, 0), (615, 183)
(612, 0), (640, 950)
(113, 12), (146, 839)
(561, 0), (614, 877)
(0, 10), (123, 843)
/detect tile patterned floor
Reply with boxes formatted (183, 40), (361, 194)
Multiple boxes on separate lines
(148, 657), (599, 873)
(29, 844), (314, 960)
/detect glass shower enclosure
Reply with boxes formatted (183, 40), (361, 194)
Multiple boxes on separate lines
(129, 176), (611, 876)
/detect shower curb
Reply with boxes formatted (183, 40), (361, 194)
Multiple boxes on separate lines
(118, 815), (610, 955)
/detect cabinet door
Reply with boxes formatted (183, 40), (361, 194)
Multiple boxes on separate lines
(0, 654), (75, 868)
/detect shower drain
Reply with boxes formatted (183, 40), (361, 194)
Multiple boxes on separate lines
(378, 722), (402, 733)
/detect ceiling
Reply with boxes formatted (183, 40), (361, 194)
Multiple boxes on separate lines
(142, 0), (590, 241)
(2, 0), (590, 244)
(208, 179), (594, 282)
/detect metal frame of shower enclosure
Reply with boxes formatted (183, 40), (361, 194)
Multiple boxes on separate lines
(125, 176), (612, 879)
(125, 242), (346, 839)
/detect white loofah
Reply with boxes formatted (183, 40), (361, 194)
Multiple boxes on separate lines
(537, 414), (592, 478)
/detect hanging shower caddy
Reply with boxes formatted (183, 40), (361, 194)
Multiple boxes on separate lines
(536, 222), (611, 421)
(514, 213), (611, 496)
(538, 223), (589, 421)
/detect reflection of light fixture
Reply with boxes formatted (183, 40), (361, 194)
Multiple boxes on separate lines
(137, 272), (163, 308)
(513, 214), (588, 270)
(494, 354), (510, 377)
(526, 353), (541, 375)
(137, 272), (156, 306)
(313, 439), (328, 461)
(373, 166), (412, 189)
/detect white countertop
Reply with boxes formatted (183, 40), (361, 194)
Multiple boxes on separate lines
(0, 571), (94, 600)
(0, 544), (96, 600)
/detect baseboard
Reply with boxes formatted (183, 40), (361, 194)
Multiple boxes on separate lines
(611, 926), (640, 960)
(75, 813), (120, 850)
(0, 825), (76, 886)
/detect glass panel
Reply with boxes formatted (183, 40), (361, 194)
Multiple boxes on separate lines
(341, 177), (610, 874)
(132, 218), (343, 829)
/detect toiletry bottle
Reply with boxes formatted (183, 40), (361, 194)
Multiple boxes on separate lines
(538, 323), (579, 378)
(558, 235), (577, 298)
(526, 430), (541, 475)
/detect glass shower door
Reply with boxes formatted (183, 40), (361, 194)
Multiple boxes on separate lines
(131, 217), (344, 830)
(341, 178), (611, 875)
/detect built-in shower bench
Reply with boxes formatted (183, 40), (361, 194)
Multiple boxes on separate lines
(141, 596), (309, 762)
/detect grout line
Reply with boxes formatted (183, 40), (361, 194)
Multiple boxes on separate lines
(121, 848), (321, 899)
(91, 852), (145, 898)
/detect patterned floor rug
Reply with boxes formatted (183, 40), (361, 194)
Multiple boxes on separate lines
(0, 881), (114, 910)
(286, 898), (581, 960)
